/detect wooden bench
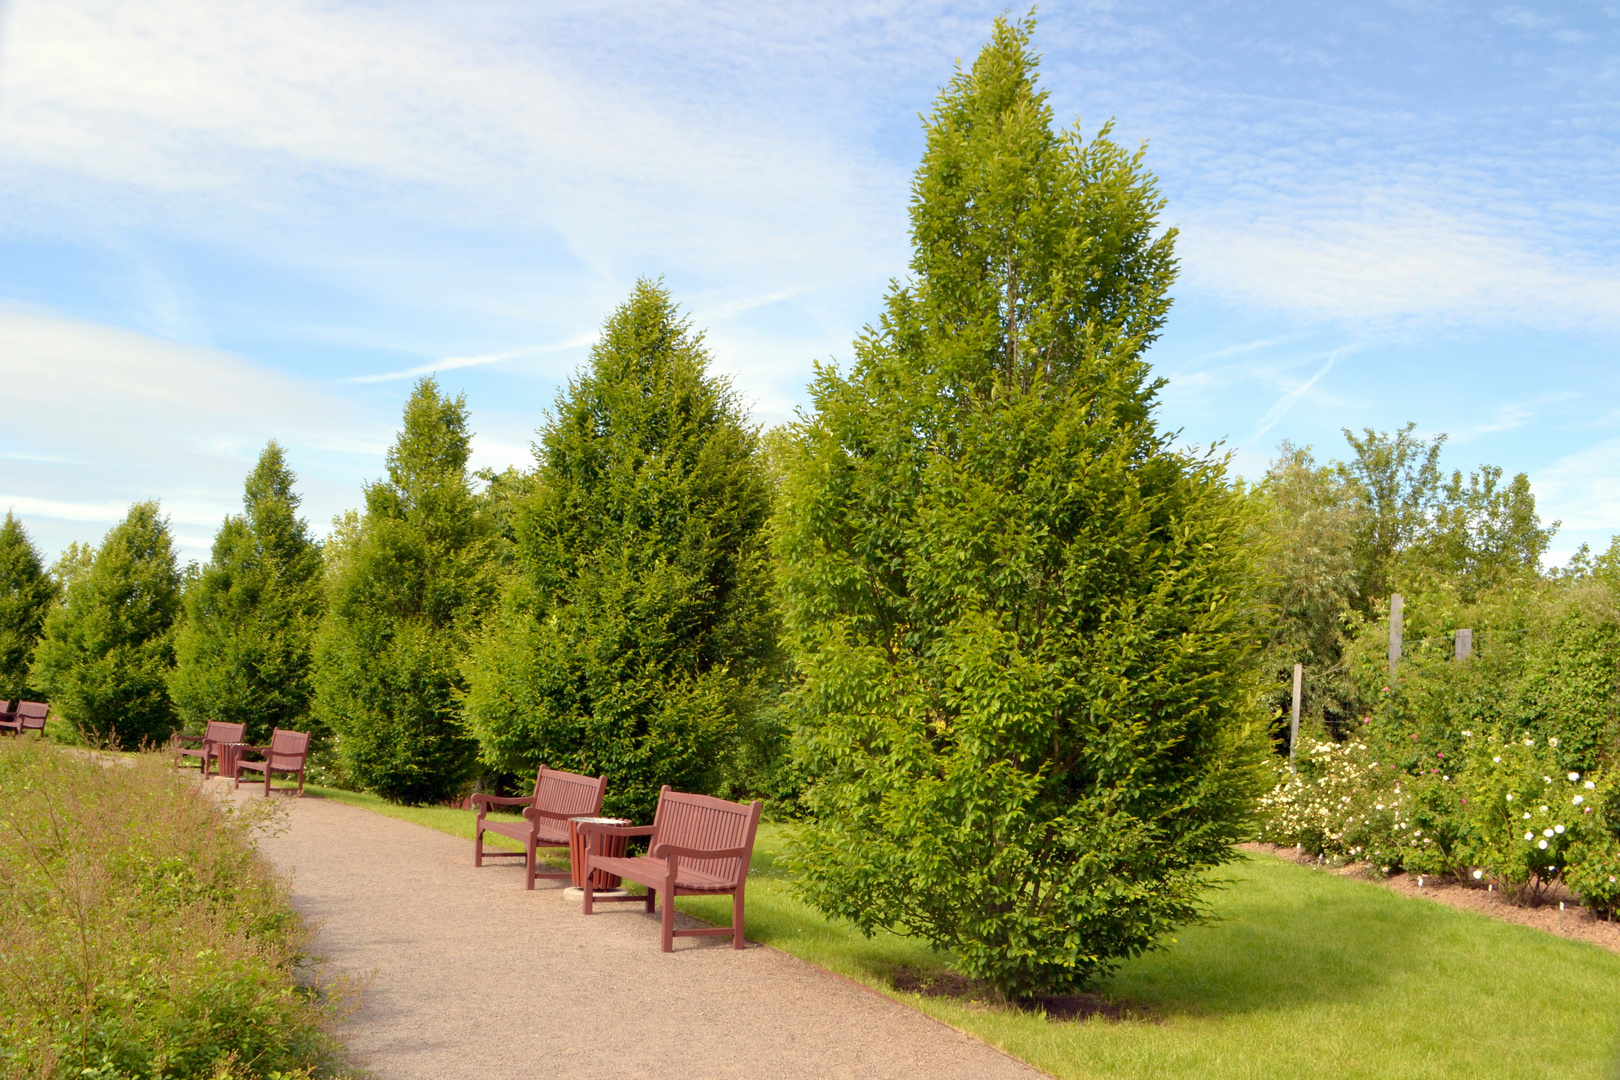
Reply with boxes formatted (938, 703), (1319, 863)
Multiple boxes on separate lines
(579, 786), (763, 951)
(173, 720), (247, 776)
(473, 766), (607, 890)
(0, 701), (48, 736)
(232, 729), (311, 797)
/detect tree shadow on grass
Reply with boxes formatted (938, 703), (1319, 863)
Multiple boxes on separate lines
(1095, 852), (1445, 1020)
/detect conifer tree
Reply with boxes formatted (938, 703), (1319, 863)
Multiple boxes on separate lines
(774, 17), (1266, 999)
(31, 501), (182, 746)
(0, 513), (59, 699)
(313, 379), (495, 804)
(170, 442), (324, 744)
(462, 280), (776, 823)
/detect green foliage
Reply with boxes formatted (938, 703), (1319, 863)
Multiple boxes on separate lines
(170, 442), (325, 745)
(1249, 444), (1363, 738)
(0, 512), (58, 699)
(0, 739), (351, 1079)
(773, 16), (1267, 999)
(313, 379), (495, 805)
(462, 280), (778, 823)
(30, 502), (181, 748)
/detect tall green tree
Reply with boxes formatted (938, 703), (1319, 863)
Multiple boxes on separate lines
(312, 379), (495, 804)
(773, 17), (1266, 999)
(1339, 423), (1445, 605)
(462, 280), (777, 823)
(170, 442), (324, 745)
(1251, 443), (1362, 737)
(0, 513), (58, 699)
(31, 502), (182, 746)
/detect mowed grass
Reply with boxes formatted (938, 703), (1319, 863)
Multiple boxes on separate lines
(302, 798), (1620, 1079)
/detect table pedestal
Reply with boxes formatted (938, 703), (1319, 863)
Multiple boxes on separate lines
(568, 816), (631, 889)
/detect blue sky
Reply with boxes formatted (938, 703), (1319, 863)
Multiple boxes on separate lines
(2, 0), (1617, 565)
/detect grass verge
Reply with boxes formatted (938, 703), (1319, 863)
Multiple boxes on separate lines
(0, 741), (356, 1080)
(308, 797), (1620, 1079)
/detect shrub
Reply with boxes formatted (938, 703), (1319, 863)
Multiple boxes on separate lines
(774, 16), (1268, 1000)
(313, 379), (496, 804)
(170, 442), (325, 746)
(0, 740), (352, 1078)
(461, 282), (778, 823)
(30, 501), (182, 748)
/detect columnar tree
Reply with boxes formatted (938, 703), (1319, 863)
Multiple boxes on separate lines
(0, 513), (59, 699)
(31, 502), (182, 746)
(312, 379), (495, 804)
(462, 281), (777, 823)
(773, 17), (1266, 999)
(170, 442), (325, 745)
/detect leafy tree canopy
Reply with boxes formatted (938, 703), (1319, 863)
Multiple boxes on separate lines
(170, 441), (325, 744)
(31, 501), (182, 746)
(773, 16), (1268, 999)
(313, 379), (496, 804)
(0, 513), (58, 700)
(462, 279), (777, 822)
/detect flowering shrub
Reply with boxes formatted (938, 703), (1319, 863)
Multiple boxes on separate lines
(1456, 731), (1584, 903)
(1258, 728), (1620, 906)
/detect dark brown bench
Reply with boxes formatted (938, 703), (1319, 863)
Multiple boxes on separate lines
(579, 786), (763, 951)
(473, 766), (607, 890)
(173, 721), (247, 776)
(0, 701), (48, 736)
(232, 729), (311, 797)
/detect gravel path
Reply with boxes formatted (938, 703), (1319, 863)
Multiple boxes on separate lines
(255, 793), (1049, 1080)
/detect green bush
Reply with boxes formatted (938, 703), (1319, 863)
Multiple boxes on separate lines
(31, 502), (182, 748)
(461, 281), (778, 824)
(313, 379), (496, 804)
(170, 442), (325, 746)
(0, 740), (352, 1078)
(774, 16), (1268, 1000)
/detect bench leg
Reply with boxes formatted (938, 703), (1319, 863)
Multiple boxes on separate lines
(583, 876), (594, 915)
(661, 886), (675, 952)
(644, 885), (656, 913)
(732, 887), (746, 949)
(525, 837), (538, 890)
(474, 822), (484, 867)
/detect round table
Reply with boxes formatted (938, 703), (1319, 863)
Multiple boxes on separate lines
(567, 816), (632, 889)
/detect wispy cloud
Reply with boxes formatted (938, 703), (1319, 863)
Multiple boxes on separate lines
(1249, 345), (1352, 443)
(347, 334), (597, 384)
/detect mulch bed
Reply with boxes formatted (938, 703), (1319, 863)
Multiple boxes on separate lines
(1244, 842), (1620, 954)
(891, 967), (1150, 1022)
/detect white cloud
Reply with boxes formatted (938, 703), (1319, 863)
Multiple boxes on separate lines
(1532, 438), (1620, 533)
(1178, 206), (1620, 332)
(0, 306), (384, 558)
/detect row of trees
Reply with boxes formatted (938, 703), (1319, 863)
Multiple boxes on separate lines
(0, 15), (1586, 999)
(1, 283), (775, 825)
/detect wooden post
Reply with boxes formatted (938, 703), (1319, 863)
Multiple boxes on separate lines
(1455, 628), (1473, 661)
(1388, 594), (1404, 675)
(1289, 663), (1302, 774)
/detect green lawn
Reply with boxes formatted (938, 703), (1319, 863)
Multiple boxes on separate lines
(301, 792), (1620, 1079)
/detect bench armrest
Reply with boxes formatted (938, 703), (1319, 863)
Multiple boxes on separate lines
(523, 806), (590, 823)
(174, 733), (205, 745)
(473, 794), (534, 817)
(654, 844), (750, 862)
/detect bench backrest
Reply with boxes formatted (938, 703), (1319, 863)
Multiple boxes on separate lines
(648, 786), (763, 889)
(15, 702), (47, 730)
(205, 721), (247, 744)
(266, 729), (311, 771)
(533, 766), (608, 818)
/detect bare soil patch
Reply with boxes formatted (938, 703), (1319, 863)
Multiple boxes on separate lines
(892, 967), (1151, 1023)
